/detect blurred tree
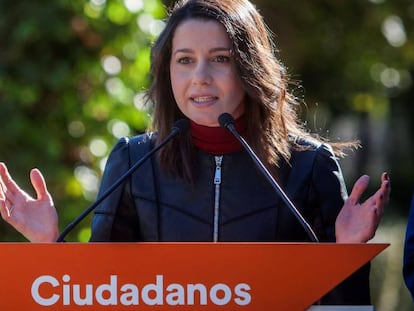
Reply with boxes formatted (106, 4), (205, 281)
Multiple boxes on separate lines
(0, 0), (165, 241)
(253, 0), (414, 214)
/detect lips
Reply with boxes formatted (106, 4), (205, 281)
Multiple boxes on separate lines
(191, 96), (218, 104)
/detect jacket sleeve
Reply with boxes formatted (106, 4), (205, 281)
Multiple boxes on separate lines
(285, 142), (347, 242)
(88, 137), (131, 242)
(310, 144), (371, 305)
(89, 134), (154, 242)
(403, 192), (414, 300)
(309, 143), (348, 242)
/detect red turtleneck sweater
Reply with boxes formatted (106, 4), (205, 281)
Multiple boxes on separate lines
(190, 116), (247, 155)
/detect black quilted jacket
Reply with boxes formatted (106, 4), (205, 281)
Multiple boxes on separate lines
(89, 133), (370, 305)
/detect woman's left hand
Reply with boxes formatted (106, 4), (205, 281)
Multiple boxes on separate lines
(335, 172), (390, 243)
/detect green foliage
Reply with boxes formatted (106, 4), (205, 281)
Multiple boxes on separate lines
(0, 0), (165, 241)
(256, 0), (414, 208)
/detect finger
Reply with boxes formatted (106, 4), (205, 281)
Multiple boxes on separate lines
(0, 194), (12, 219)
(0, 175), (5, 201)
(0, 200), (8, 219)
(381, 173), (391, 198)
(0, 172), (7, 218)
(375, 174), (391, 204)
(0, 164), (14, 202)
(0, 162), (24, 197)
(0, 163), (8, 192)
(30, 168), (51, 201)
(374, 188), (389, 218)
(348, 175), (370, 205)
(364, 178), (389, 222)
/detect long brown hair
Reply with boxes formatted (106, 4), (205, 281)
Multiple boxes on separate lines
(146, 0), (356, 182)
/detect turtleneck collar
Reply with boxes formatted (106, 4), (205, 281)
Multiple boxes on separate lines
(190, 115), (247, 155)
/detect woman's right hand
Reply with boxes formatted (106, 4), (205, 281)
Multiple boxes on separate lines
(0, 163), (59, 242)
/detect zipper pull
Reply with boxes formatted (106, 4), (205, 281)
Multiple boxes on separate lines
(214, 156), (223, 184)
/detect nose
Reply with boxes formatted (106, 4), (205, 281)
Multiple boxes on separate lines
(192, 61), (212, 85)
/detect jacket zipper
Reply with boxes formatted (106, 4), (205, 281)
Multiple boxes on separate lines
(213, 155), (223, 242)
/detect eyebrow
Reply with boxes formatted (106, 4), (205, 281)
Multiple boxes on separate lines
(172, 47), (231, 55)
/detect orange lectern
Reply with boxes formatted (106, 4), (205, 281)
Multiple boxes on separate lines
(0, 243), (387, 310)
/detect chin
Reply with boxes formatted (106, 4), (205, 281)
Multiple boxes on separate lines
(191, 117), (219, 127)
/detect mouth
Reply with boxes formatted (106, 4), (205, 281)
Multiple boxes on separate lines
(191, 96), (218, 105)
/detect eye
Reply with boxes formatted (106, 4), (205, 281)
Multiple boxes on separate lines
(213, 55), (230, 63)
(177, 57), (193, 64)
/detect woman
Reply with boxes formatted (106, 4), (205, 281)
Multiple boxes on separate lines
(0, 0), (390, 305)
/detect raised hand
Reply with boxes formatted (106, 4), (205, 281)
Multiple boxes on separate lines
(335, 172), (390, 243)
(0, 163), (59, 242)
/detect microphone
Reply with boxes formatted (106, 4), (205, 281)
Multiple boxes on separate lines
(218, 113), (319, 242)
(56, 119), (190, 242)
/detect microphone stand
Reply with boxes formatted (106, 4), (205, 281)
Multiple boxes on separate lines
(56, 119), (189, 242)
(218, 113), (319, 242)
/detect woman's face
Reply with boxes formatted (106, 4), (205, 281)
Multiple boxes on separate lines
(170, 18), (246, 127)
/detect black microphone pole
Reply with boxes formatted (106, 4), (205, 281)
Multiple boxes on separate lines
(56, 119), (190, 242)
(218, 113), (319, 242)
